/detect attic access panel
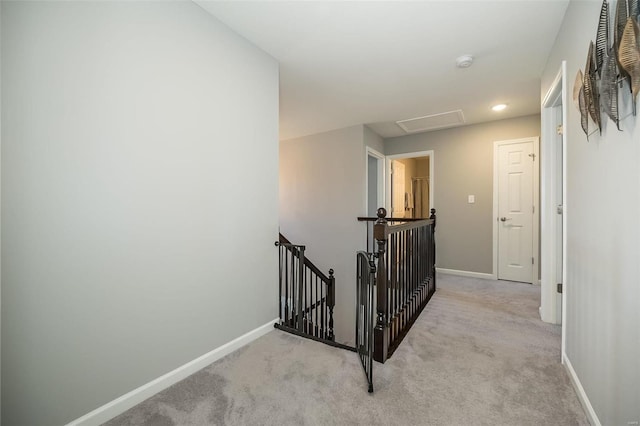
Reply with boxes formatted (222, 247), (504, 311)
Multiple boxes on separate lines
(396, 110), (466, 133)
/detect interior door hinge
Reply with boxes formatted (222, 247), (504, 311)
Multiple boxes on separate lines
(557, 283), (563, 293)
(532, 257), (534, 265)
(557, 125), (564, 135)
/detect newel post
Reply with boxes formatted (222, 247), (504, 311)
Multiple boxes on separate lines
(373, 207), (389, 363)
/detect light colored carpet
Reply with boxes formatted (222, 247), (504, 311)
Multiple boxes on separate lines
(104, 274), (588, 425)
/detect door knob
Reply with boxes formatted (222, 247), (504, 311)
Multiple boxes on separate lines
(500, 217), (512, 222)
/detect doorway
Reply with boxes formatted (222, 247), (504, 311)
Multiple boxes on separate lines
(492, 137), (540, 284)
(386, 151), (434, 219)
(541, 62), (567, 337)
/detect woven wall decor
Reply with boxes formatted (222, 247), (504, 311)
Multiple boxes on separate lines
(584, 41), (602, 135)
(574, 70), (589, 136)
(615, 0), (632, 86)
(596, 0), (622, 129)
(618, 17), (640, 115)
(575, 0), (640, 138)
(630, 0), (640, 19)
(601, 48), (622, 129)
(595, 0), (609, 75)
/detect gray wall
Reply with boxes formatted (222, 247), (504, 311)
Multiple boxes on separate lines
(279, 125), (366, 345)
(365, 125), (385, 216)
(364, 125), (385, 155)
(280, 124), (384, 344)
(367, 155), (378, 216)
(1, 2), (279, 425)
(385, 115), (541, 274)
(542, 1), (640, 424)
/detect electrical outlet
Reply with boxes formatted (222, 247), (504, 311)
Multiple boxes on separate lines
(468, 195), (475, 204)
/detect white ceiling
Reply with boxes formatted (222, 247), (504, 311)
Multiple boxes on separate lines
(196, 1), (570, 140)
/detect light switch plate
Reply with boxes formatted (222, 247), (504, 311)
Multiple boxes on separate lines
(468, 195), (475, 204)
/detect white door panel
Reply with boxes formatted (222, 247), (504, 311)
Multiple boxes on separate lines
(498, 141), (534, 283)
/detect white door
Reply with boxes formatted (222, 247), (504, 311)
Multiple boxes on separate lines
(554, 107), (564, 322)
(497, 141), (534, 283)
(391, 161), (405, 218)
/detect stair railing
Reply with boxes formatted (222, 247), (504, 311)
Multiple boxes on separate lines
(275, 234), (335, 342)
(370, 207), (437, 363)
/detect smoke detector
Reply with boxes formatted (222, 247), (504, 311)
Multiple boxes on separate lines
(456, 55), (474, 68)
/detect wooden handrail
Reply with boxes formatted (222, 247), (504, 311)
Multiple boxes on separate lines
(278, 233), (332, 282)
(357, 217), (429, 222)
(383, 218), (434, 235)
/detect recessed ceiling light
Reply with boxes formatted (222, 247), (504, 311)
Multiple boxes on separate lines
(492, 104), (507, 112)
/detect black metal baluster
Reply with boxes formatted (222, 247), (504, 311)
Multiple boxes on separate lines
(398, 229), (403, 337)
(285, 246), (290, 324)
(308, 269), (312, 335)
(321, 278), (325, 338)
(387, 234), (399, 343)
(406, 229), (410, 330)
(308, 270), (311, 335)
(408, 229), (412, 322)
(298, 246), (305, 332)
(416, 229), (419, 310)
(328, 269), (335, 340)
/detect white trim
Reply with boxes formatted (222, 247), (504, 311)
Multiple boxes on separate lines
(385, 150), (434, 217)
(66, 318), (279, 426)
(365, 146), (386, 216)
(492, 137), (540, 285)
(563, 354), (602, 426)
(436, 267), (496, 280)
(540, 62), (568, 360)
(561, 61), (568, 359)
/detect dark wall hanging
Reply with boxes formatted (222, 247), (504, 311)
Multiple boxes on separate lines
(575, 0), (640, 138)
(574, 70), (589, 136)
(601, 49), (621, 128)
(599, 0), (623, 129)
(585, 41), (602, 135)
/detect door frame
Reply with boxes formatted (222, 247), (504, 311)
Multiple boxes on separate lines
(541, 62), (567, 350)
(385, 150), (434, 217)
(492, 137), (540, 284)
(365, 147), (386, 216)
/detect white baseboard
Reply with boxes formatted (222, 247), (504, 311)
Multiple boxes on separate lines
(67, 318), (279, 426)
(436, 268), (496, 280)
(563, 353), (601, 426)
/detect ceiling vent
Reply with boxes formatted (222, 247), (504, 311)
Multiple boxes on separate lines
(396, 110), (466, 133)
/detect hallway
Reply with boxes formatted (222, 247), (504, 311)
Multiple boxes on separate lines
(106, 274), (587, 425)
